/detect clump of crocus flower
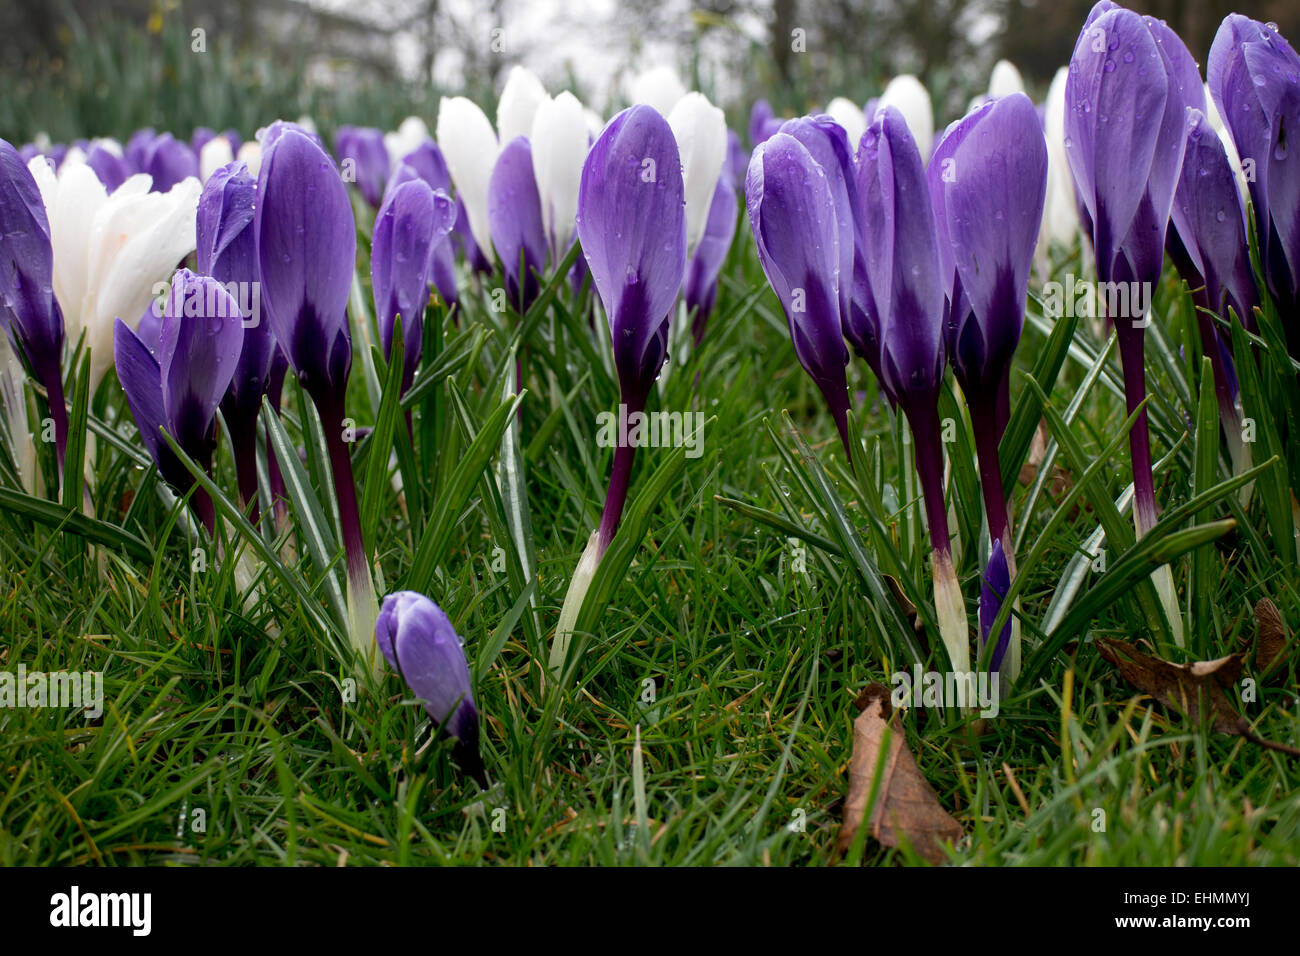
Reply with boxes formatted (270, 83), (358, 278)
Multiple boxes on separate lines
(1065, 0), (1200, 646)
(255, 123), (379, 674)
(928, 92), (1048, 682)
(376, 590), (485, 787)
(114, 269), (244, 535)
(552, 104), (687, 672)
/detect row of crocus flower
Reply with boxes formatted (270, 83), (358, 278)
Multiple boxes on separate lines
(742, 3), (1300, 684)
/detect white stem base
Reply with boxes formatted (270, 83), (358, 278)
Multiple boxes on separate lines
(550, 530), (601, 675)
(931, 549), (970, 676)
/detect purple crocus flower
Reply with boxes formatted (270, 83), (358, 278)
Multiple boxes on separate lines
(334, 125), (389, 208)
(387, 160), (458, 311)
(724, 129), (748, 188)
(928, 93), (1047, 552)
(85, 142), (128, 193)
(1208, 15), (1300, 344)
(453, 193), (493, 277)
(1168, 108), (1258, 468)
(0, 138), (68, 478)
(576, 105), (686, 549)
(393, 140), (452, 196)
(979, 539), (1012, 676)
(256, 123), (377, 668)
(1065, 2), (1197, 540)
(141, 133), (199, 192)
(192, 127), (218, 155)
(196, 161), (279, 517)
(860, 107), (969, 673)
(746, 132), (851, 452)
(113, 269), (244, 534)
(487, 137), (548, 314)
(686, 172), (737, 344)
(749, 100), (782, 147)
(124, 129), (156, 173)
(376, 590), (485, 786)
(372, 178), (456, 392)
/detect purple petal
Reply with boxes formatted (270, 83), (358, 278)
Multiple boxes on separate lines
(142, 133), (199, 193)
(979, 538), (1012, 673)
(685, 172), (738, 336)
(334, 125), (390, 208)
(85, 143), (128, 193)
(488, 137), (548, 313)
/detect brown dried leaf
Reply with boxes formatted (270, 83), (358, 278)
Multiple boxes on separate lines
(1255, 598), (1290, 677)
(1096, 638), (1246, 734)
(883, 575), (927, 653)
(836, 683), (963, 864)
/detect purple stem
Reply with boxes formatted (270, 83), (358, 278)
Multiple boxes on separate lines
(594, 396), (644, 559)
(1192, 294), (1240, 437)
(193, 482), (216, 538)
(229, 412), (260, 524)
(968, 388), (1011, 548)
(906, 399), (953, 556)
(45, 369), (69, 484)
(1116, 324), (1159, 533)
(317, 391), (370, 584)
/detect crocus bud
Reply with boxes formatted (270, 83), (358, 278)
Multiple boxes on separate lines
(437, 97), (501, 260)
(531, 91), (590, 260)
(668, 92), (727, 257)
(877, 75), (934, 161)
(685, 172), (737, 344)
(1208, 15), (1300, 329)
(114, 269), (244, 533)
(372, 178), (456, 390)
(383, 117), (432, 172)
(28, 154), (200, 388)
(497, 66), (548, 145)
(376, 590), (484, 786)
(387, 159), (458, 310)
(630, 65), (686, 116)
(825, 97), (868, 147)
(724, 129), (747, 187)
(747, 131), (851, 452)
(979, 539), (1012, 675)
(199, 135), (235, 182)
(85, 140), (128, 193)
(1037, 66), (1082, 262)
(142, 133), (199, 193)
(987, 60), (1026, 99)
(488, 137), (548, 314)
(124, 129), (155, 173)
(334, 126), (389, 208)
(0, 138), (67, 473)
(749, 100), (782, 148)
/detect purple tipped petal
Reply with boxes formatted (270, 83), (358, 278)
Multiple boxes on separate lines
(488, 137), (548, 313)
(372, 179), (456, 388)
(255, 126), (356, 398)
(334, 125), (390, 208)
(576, 105), (687, 406)
(685, 172), (738, 339)
(114, 318), (189, 492)
(158, 270), (245, 459)
(375, 591), (479, 746)
(746, 132), (849, 439)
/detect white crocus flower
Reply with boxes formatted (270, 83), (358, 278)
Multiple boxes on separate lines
(236, 140), (263, 178)
(630, 65), (687, 116)
(437, 96), (501, 257)
(384, 116), (432, 168)
(1036, 66), (1082, 272)
(668, 91), (727, 257)
(988, 59), (1026, 99)
(826, 96), (868, 147)
(497, 66), (548, 144)
(584, 108), (605, 140)
(1203, 83), (1250, 202)
(199, 135), (234, 181)
(28, 159), (200, 387)
(531, 91), (591, 259)
(878, 74), (934, 161)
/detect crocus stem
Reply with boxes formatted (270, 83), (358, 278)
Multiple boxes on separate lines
(907, 401), (970, 677)
(1193, 308), (1249, 480)
(551, 395), (644, 675)
(1116, 323), (1184, 647)
(45, 367), (69, 485)
(193, 483), (216, 537)
(317, 391), (380, 674)
(230, 417), (261, 524)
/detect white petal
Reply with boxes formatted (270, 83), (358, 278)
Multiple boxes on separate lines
(437, 96), (500, 256)
(531, 91), (590, 257)
(497, 66), (548, 144)
(384, 116), (431, 168)
(825, 97), (867, 148)
(668, 92), (727, 257)
(630, 66), (686, 117)
(200, 136), (234, 182)
(988, 60), (1025, 99)
(878, 74), (934, 161)
(237, 142), (263, 178)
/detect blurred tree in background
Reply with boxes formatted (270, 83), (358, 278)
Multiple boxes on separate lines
(2, 0), (1297, 144)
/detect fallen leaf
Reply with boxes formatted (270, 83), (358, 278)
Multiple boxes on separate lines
(836, 683), (963, 864)
(1095, 637), (1244, 733)
(1254, 598), (1291, 678)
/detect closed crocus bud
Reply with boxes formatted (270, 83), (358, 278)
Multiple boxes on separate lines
(988, 60), (1026, 99)
(383, 116), (432, 171)
(114, 269), (244, 533)
(878, 75), (934, 161)
(334, 126), (389, 208)
(0, 138), (68, 475)
(630, 65), (686, 116)
(1208, 15), (1300, 330)
(28, 154), (200, 388)
(85, 140), (128, 193)
(685, 171), (738, 344)
(386, 159), (458, 310)
(124, 129), (156, 173)
(497, 65), (548, 144)
(199, 134), (235, 182)
(375, 591), (484, 786)
(372, 178), (456, 390)
(488, 137), (548, 313)
(197, 161), (275, 514)
(531, 91), (590, 260)
(747, 131), (851, 452)
(437, 97), (501, 261)
(825, 96), (868, 147)
(1037, 66), (1082, 263)
(142, 133), (199, 193)
(861, 108), (969, 674)
(979, 539), (1012, 676)
(669, 92), (728, 257)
